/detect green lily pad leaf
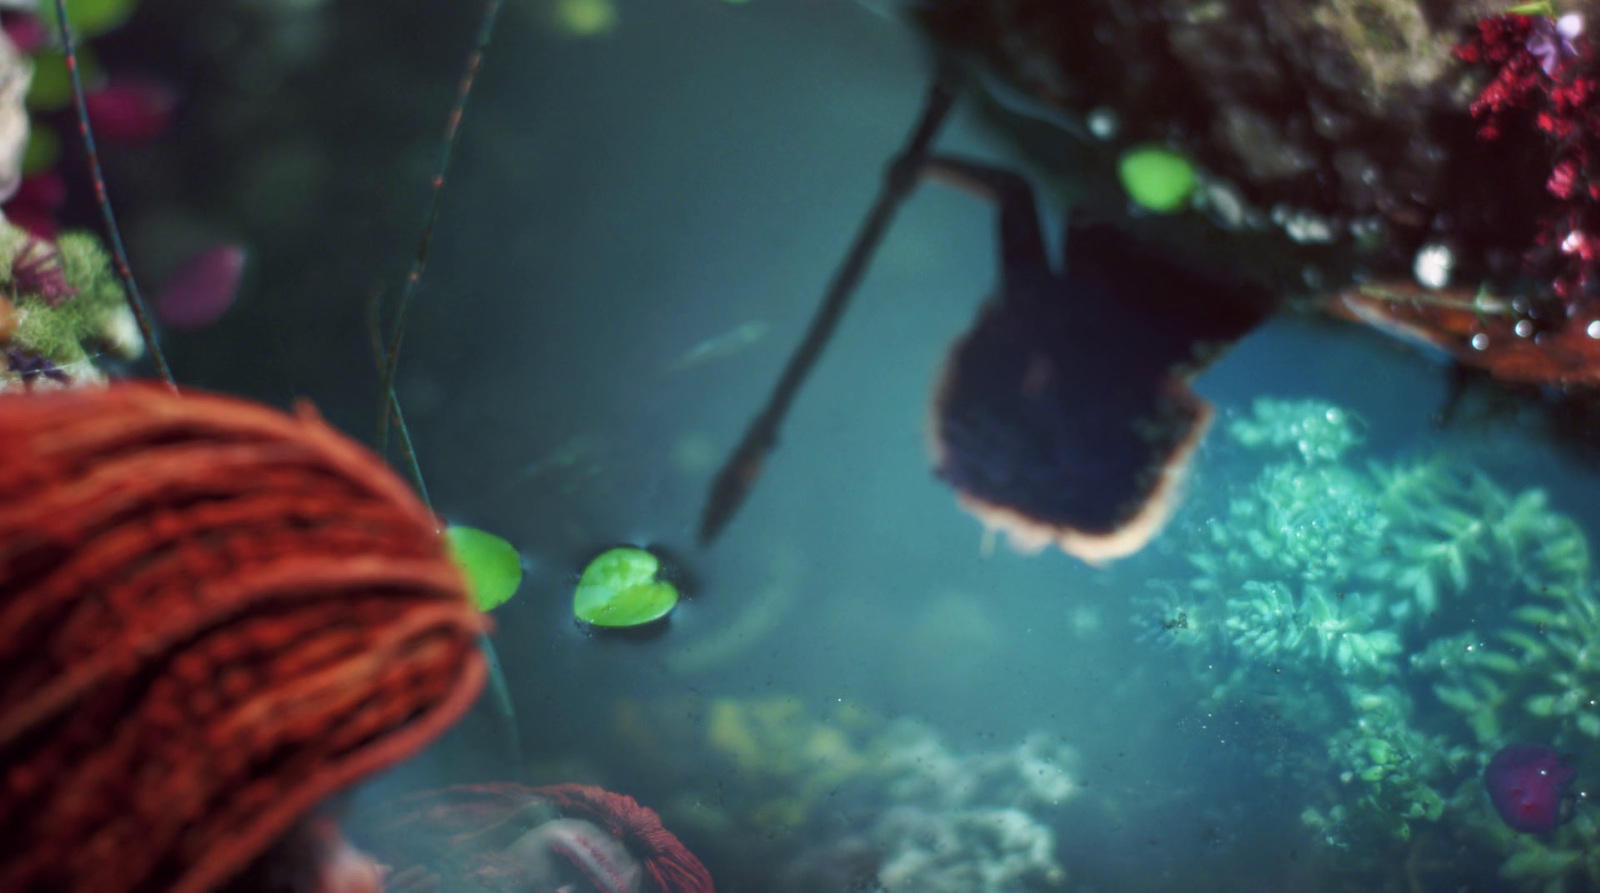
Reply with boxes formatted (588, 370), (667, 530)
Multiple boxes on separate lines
(574, 546), (680, 628)
(445, 525), (523, 612)
(1118, 145), (1196, 214)
(37, 0), (139, 42)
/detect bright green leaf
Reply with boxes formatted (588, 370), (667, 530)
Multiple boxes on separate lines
(1117, 145), (1196, 214)
(573, 546), (680, 628)
(445, 525), (523, 612)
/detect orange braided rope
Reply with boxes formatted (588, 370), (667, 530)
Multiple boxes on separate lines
(0, 383), (487, 893)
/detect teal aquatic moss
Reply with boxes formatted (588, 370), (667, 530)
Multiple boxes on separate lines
(1228, 397), (1364, 464)
(6, 226), (133, 373)
(1135, 396), (1600, 880)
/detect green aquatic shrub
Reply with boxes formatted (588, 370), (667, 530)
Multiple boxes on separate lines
(3, 225), (140, 382)
(1226, 398), (1363, 464)
(574, 546), (680, 627)
(1135, 396), (1600, 884)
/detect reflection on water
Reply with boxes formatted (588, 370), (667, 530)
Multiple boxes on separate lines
(77, 0), (1600, 891)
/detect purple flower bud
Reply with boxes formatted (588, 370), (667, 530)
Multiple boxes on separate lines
(1528, 13), (1585, 77)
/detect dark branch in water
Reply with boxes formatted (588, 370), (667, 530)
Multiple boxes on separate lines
(367, 288), (431, 513)
(52, 0), (173, 387)
(697, 58), (964, 545)
(365, 1), (521, 774)
(377, 0), (503, 457)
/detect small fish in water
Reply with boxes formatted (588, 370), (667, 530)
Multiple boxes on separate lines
(664, 321), (769, 372)
(509, 434), (598, 488)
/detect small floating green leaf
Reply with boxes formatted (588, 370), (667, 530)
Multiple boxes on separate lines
(1118, 145), (1196, 214)
(1505, 1), (1555, 18)
(574, 546), (679, 628)
(446, 525), (523, 612)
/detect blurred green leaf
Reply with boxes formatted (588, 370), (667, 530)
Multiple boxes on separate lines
(37, 0), (138, 41)
(445, 525), (523, 612)
(28, 47), (103, 112)
(1117, 145), (1196, 214)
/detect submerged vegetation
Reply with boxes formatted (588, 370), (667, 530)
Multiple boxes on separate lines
(1136, 397), (1600, 887)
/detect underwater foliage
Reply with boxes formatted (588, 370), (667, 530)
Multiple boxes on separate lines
(610, 695), (1074, 892)
(1136, 397), (1600, 887)
(0, 222), (139, 389)
(613, 695), (890, 837)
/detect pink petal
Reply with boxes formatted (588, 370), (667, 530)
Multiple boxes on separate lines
(4, 172), (66, 241)
(85, 80), (178, 144)
(156, 242), (247, 330)
(3, 15), (50, 55)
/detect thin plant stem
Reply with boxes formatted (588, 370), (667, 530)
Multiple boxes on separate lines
(377, 0), (502, 455)
(697, 60), (964, 544)
(363, 1), (518, 771)
(367, 289), (432, 510)
(50, 0), (174, 388)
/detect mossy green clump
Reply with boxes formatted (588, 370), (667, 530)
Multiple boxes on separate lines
(1117, 145), (1196, 213)
(21, 124), (59, 175)
(612, 695), (889, 837)
(1228, 398), (1364, 463)
(1134, 396), (1600, 882)
(573, 546), (679, 627)
(8, 226), (134, 371)
(445, 525), (523, 612)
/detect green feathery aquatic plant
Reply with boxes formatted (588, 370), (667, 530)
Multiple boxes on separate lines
(1135, 396), (1600, 886)
(0, 223), (144, 388)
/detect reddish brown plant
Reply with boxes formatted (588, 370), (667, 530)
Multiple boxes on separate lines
(1458, 12), (1600, 309)
(370, 782), (714, 893)
(0, 382), (488, 893)
(1332, 279), (1600, 385)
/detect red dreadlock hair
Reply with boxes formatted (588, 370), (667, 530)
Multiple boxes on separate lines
(0, 383), (487, 893)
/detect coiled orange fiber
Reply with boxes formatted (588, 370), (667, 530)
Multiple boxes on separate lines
(0, 383), (488, 893)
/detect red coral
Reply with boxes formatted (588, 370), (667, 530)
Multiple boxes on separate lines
(1458, 15), (1541, 138)
(1459, 13), (1600, 313)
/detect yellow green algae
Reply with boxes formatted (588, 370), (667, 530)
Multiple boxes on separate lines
(1, 222), (140, 389)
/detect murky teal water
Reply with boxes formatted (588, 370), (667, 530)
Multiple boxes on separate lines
(100, 2), (1600, 891)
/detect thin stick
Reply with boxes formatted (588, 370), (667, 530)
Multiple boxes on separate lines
(365, 0), (516, 771)
(367, 289), (431, 509)
(697, 61), (963, 544)
(377, 0), (502, 455)
(51, 0), (174, 387)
